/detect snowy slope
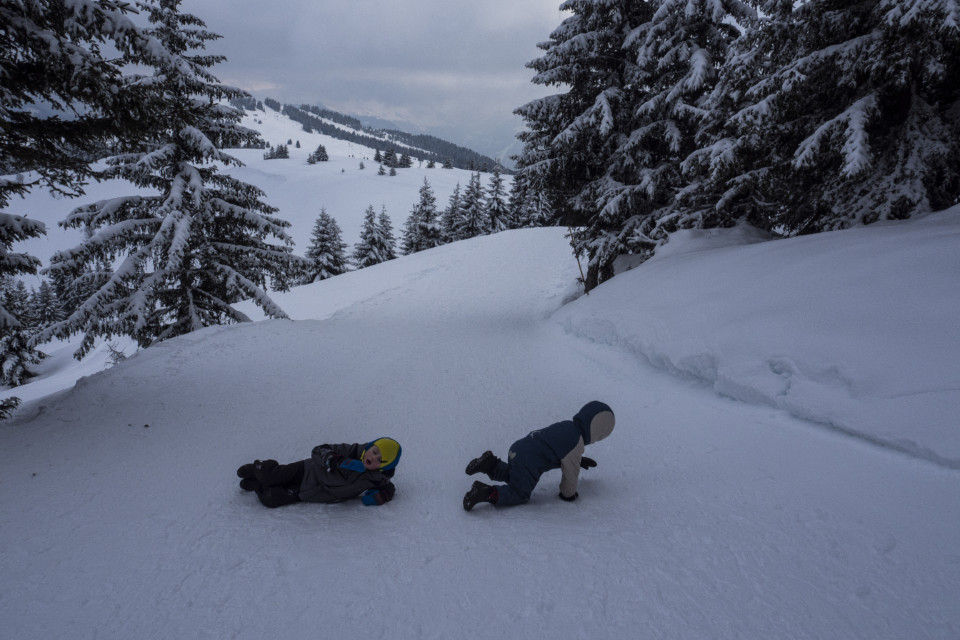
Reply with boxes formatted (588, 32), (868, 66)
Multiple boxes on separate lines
(5, 106), (490, 404)
(231, 106), (481, 254)
(1, 220), (958, 638)
(556, 214), (960, 468)
(1, 109), (958, 639)
(9, 105), (484, 289)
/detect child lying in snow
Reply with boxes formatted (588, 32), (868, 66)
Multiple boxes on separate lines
(237, 438), (401, 508)
(462, 401), (615, 510)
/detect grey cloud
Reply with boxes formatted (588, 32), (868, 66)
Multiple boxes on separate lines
(182, 0), (567, 157)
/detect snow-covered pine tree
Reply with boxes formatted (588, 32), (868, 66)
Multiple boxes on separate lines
(527, 187), (556, 228)
(515, 0), (655, 290)
(308, 144), (329, 163)
(36, 0), (307, 358)
(1, 0), (164, 207)
(400, 209), (422, 255)
(485, 168), (512, 232)
(377, 206), (398, 261)
(587, 0), (755, 265)
(32, 280), (63, 327)
(353, 206), (378, 268)
(354, 205), (396, 268)
(4, 280), (34, 329)
(402, 178), (442, 254)
(0, 276), (44, 386)
(458, 172), (488, 239)
(418, 177), (442, 251)
(0, 325), (45, 386)
(1, 1), (170, 395)
(0, 216), (44, 330)
(304, 208), (349, 282)
(709, 0), (960, 234)
(507, 171), (530, 227)
(441, 182), (463, 242)
(513, 172), (557, 229)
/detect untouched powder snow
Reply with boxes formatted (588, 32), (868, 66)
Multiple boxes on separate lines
(1, 220), (958, 639)
(557, 213), (960, 468)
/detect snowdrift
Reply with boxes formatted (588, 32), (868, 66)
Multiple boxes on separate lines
(557, 210), (960, 468)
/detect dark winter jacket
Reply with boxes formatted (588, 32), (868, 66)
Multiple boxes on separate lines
(510, 400), (615, 498)
(299, 443), (396, 504)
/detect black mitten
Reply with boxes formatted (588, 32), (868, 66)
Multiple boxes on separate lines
(362, 483), (395, 506)
(559, 491), (579, 502)
(314, 446), (343, 471)
(377, 482), (396, 502)
(579, 457), (597, 469)
(325, 453), (344, 471)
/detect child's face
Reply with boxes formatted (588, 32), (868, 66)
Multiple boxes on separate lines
(362, 445), (382, 471)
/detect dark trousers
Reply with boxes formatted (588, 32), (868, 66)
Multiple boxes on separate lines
(254, 459), (305, 508)
(485, 438), (544, 506)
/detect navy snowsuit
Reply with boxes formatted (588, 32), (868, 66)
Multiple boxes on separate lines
(487, 401), (615, 506)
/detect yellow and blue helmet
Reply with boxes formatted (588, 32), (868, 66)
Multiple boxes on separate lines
(362, 437), (402, 471)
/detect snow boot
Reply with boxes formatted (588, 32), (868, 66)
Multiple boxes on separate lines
(239, 477), (260, 492)
(465, 450), (499, 476)
(236, 460), (263, 479)
(463, 480), (498, 511)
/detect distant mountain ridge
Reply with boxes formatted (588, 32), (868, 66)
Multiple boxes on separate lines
(231, 96), (505, 173)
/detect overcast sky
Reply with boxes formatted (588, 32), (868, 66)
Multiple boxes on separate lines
(182, 0), (570, 159)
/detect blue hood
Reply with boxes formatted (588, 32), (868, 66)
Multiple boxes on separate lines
(573, 401), (615, 445)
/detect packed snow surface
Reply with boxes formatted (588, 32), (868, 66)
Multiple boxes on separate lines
(2, 110), (958, 639)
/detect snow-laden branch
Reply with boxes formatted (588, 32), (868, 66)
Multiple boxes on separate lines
(793, 95), (878, 177)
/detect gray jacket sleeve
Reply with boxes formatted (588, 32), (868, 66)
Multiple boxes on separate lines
(559, 436), (585, 498)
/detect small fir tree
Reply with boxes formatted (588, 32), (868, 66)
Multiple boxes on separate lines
(377, 206), (398, 261)
(441, 183), (463, 242)
(307, 144), (329, 163)
(485, 168), (511, 232)
(304, 208), (349, 282)
(353, 205), (396, 268)
(459, 172), (488, 239)
(401, 178), (442, 254)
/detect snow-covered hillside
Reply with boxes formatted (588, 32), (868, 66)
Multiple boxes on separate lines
(7, 106), (493, 403)
(11, 105), (484, 286)
(1, 110), (958, 639)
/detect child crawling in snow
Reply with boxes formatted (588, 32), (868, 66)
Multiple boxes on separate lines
(237, 438), (401, 508)
(462, 401), (615, 510)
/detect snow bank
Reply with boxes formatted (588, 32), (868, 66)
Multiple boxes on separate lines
(555, 209), (960, 467)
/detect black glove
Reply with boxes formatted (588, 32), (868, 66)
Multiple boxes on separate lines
(378, 482), (396, 502)
(559, 491), (578, 502)
(579, 457), (597, 469)
(315, 447), (343, 471)
(362, 482), (396, 506)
